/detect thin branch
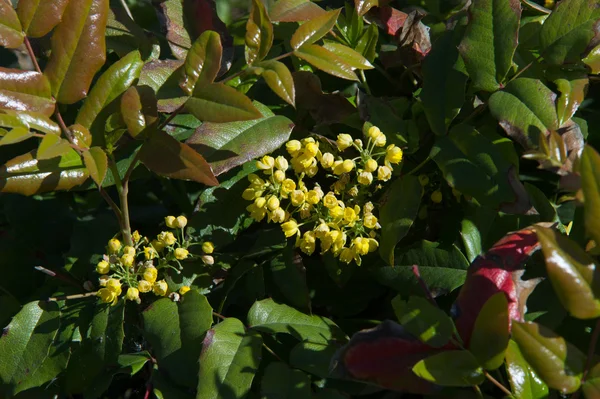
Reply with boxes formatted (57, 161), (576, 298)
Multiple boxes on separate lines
(99, 187), (123, 219)
(262, 343), (284, 362)
(47, 292), (98, 302)
(213, 311), (227, 320)
(118, 0), (134, 20)
(359, 70), (372, 95)
(484, 371), (512, 397)
(123, 151), (142, 185)
(34, 266), (82, 288)
(23, 37), (42, 73)
(158, 104), (185, 130)
(405, 156), (431, 177)
(573, 319), (600, 399)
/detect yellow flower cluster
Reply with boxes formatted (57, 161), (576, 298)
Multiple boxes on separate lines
(243, 125), (403, 265)
(96, 215), (215, 304)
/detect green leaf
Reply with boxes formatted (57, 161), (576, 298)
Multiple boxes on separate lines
(551, 70), (589, 126)
(289, 341), (337, 378)
(583, 362), (600, 399)
(536, 226), (600, 319)
(75, 50), (143, 137)
(0, 1), (24, 49)
(247, 298), (345, 344)
(421, 30), (468, 136)
(583, 43), (600, 73)
(458, 0), (521, 92)
(355, 23), (379, 62)
(412, 350), (484, 387)
(290, 9), (340, 50)
(255, 60), (295, 106)
(469, 292), (509, 370)
(0, 67), (56, 116)
(293, 44), (358, 81)
(0, 127), (33, 146)
(120, 86), (158, 139)
(0, 110), (60, 135)
(460, 219), (483, 263)
(505, 340), (549, 399)
(321, 42), (373, 69)
(269, 244), (310, 312)
(186, 101), (294, 175)
(246, 0), (273, 65)
(269, 0), (327, 22)
(373, 241), (469, 296)
(181, 30), (222, 95)
(196, 317), (262, 399)
(82, 147), (108, 187)
(391, 296), (454, 348)
(539, 0), (600, 65)
(16, 0), (69, 38)
(37, 133), (71, 160)
(488, 78), (559, 148)
(580, 145), (600, 246)
(142, 290), (213, 389)
(355, 0), (379, 16)
(44, 0), (109, 104)
(0, 301), (60, 395)
(0, 148), (88, 195)
(261, 362), (311, 399)
(379, 175), (422, 265)
(139, 60), (187, 113)
(511, 321), (585, 394)
(186, 82), (262, 123)
(139, 129), (218, 186)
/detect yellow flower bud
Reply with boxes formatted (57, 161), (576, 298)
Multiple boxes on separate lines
(121, 254), (135, 267)
(321, 152), (334, 168)
(329, 205), (344, 219)
(299, 203), (313, 219)
(321, 230), (341, 254)
(144, 246), (158, 260)
(339, 247), (354, 264)
(314, 222), (330, 239)
(157, 231), (176, 246)
(418, 174), (430, 186)
(96, 260), (110, 274)
(174, 248), (189, 260)
(353, 237), (370, 256)
(281, 219), (299, 238)
(151, 240), (165, 252)
(337, 134), (353, 151)
(347, 185), (359, 197)
(153, 280), (168, 296)
(385, 145), (403, 164)
(367, 126), (382, 140)
(306, 190), (321, 205)
(431, 190), (443, 204)
(305, 142), (319, 157)
(202, 255), (215, 265)
(332, 160), (344, 175)
(373, 133), (386, 147)
(377, 165), (392, 181)
(273, 170), (286, 183)
(342, 159), (355, 173)
(290, 190), (305, 207)
(175, 215), (188, 229)
(242, 188), (257, 200)
(358, 171), (373, 186)
(165, 216), (176, 228)
(270, 207), (286, 223)
(98, 288), (117, 304)
(257, 155), (275, 170)
(364, 201), (374, 214)
(123, 246), (135, 256)
(99, 275), (110, 286)
(368, 238), (379, 252)
(132, 231), (141, 243)
(143, 266), (158, 283)
(202, 241), (215, 254)
(107, 238), (122, 254)
(343, 206), (359, 225)
(281, 179), (296, 196)
(354, 139), (363, 148)
(106, 278), (122, 295)
(267, 196), (280, 211)
(138, 280), (152, 293)
(179, 286), (191, 295)
(126, 287), (140, 301)
(274, 156), (289, 171)
(286, 140), (302, 156)
(323, 193), (338, 209)
(365, 158), (378, 173)
(253, 196), (266, 209)
(364, 214), (379, 229)
(305, 163), (318, 177)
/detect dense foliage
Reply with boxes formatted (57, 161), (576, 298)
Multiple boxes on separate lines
(1, 0), (600, 398)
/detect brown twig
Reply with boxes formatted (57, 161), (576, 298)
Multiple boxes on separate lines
(47, 292), (98, 302)
(484, 371), (512, 397)
(158, 104), (185, 130)
(34, 266), (82, 289)
(23, 37), (42, 73)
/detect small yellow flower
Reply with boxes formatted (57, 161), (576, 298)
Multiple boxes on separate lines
(377, 165), (392, 181)
(257, 155), (275, 170)
(364, 201), (374, 214)
(299, 203), (313, 219)
(152, 239), (166, 252)
(343, 206), (359, 225)
(138, 280), (152, 293)
(274, 156), (289, 171)
(337, 134), (353, 151)
(248, 173), (265, 185)
(299, 231), (316, 255)
(144, 246), (158, 260)
(175, 216), (188, 229)
(431, 190), (443, 204)
(202, 241), (215, 254)
(290, 190), (305, 207)
(202, 255), (215, 265)
(273, 170), (286, 183)
(248, 205), (267, 221)
(254, 196), (267, 209)
(314, 222), (330, 239)
(270, 207), (286, 223)
(367, 126), (382, 140)
(157, 231), (176, 246)
(143, 266), (158, 283)
(126, 287), (140, 301)
(121, 254), (135, 267)
(352, 237), (370, 256)
(341, 159), (355, 173)
(305, 142), (319, 157)
(323, 193), (338, 209)
(385, 145), (403, 164)
(174, 248), (189, 260)
(332, 160), (344, 175)
(123, 246), (135, 256)
(281, 219), (299, 238)
(96, 260), (110, 274)
(339, 247), (354, 263)
(98, 288), (117, 304)
(267, 196), (280, 211)
(354, 139), (363, 148)
(165, 216), (176, 228)
(106, 278), (122, 295)
(153, 280), (168, 296)
(347, 185), (359, 197)
(418, 174), (430, 186)
(286, 140), (302, 156)
(281, 179), (296, 196)
(329, 205), (344, 219)
(365, 158), (378, 173)
(305, 163), (318, 177)
(321, 152), (334, 169)
(107, 238), (122, 254)
(242, 188), (257, 200)
(179, 286), (191, 295)
(132, 231), (141, 243)
(373, 133), (386, 147)
(321, 230), (341, 253)
(306, 190), (321, 205)
(358, 171), (373, 186)
(364, 214), (379, 229)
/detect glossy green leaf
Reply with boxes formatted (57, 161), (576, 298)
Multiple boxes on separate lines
(0, 148), (88, 195)
(506, 340), (549, 399)
(186, 82), (262, 122)
(37, 133), (71, 160)
(412, 350), (484, 387)
(355, 0), (379, 16)
(391, 296), (454, 348)
(294, 44), (358, 81)
(269, 244), (310, 312)
(536, 226), (600, 319)
(539, 0), (600, 65)
(421, 30), (468, 136)
(139, 59), (187, 113)
(196, 317), (262, 399)
(186, 101), (293, 175)
(488, 78), (559, 148)
(583, 43), (600, 73)
(290, 9), (341, 50)
(75, 50), (143, 133)
(379, 175), (422, 265)
(261, 362), (311, 399)
(552, 71), (588, 126)
(44, 0), (109, 104)
(458, 0), (521, 92)
(580, 145), (600, 246)
(246, 0), (273, 65)
(247, 298), (345, 344)
(255, 60), (295, 106)
(512, 321), (585, 394)
(355, 23), (379, 63)
(70, 124), (92, 149)
(460, 219), (482, 263)
(583, 362), (600, 399)
(269, 0), (326, 22)
(0, 301), (60, 395)
(142, 290), (213, 389)
(82, 147), (108, 187)
(0, 127), (32, 146)
(0, 1), (24, 49)
(120, 86), (158, 138)
(0, 68), (55, 116)
(17, 0), (69, 38)
(139, 129), (218, 186)
(0, 110), (60, 135)
(181, 30), (222, 95)
(469, 292), (509, 370)
(322, 42), (373, 69)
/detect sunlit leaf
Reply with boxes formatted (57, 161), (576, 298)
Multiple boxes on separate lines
(505, 340), (549, 399)
(255, 60), (295, 106)
(355, 23), (379, 62)
(391, 296), (454, 348)
(322, 42), (373, 69)
(17, 0), (69, 38)
(245, 0), (273, 65)
(82, 147), (108, 187)
(0, 127), (33, 146)
(294, 44), (358, 81)
(181, 30), (222, 95)
(37, 133), (71, 160)
(185, 82), (262, 123)
(0, 110), (60, 135)
(412, 350), (484, 387)
(70, 124), (92, 149)
(0, 1), (24, 49)
(551, 70), (588, 126)
(580, 145), (600, 246)
(269, 0), (326, 22)
(0, 68), (55, 116)
(583, 43), (600, 73)
(290, 9), (341, 50)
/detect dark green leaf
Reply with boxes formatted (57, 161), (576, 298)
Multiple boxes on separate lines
(255, 60), (295, 106)
(260, 362), (311, 399)
(142, 290), (213, 389)
(379, 175), (422, 265)
(412, 350), (484, 387)
(512, 321), (585, 394)
(37, 134), (71, 160)
(139, 59), (187, 113)
(469, 292), (509, 370)
(0, 68), (55, 116)
(355, 23), (379, 62)
(186, 82), (262, 122)
(246, 0), (273, 65)
(0, 1), (24, 49)
(293, 44), (358, 81)
(17, 0), (69, 38)
(505, 340), (549, 399)
(391, 296), (454, 348)
(44, 0), (108, 104)
(269, 0), (326, 22)
(289, 341), (337, 378)
(181, 30), (222, 95)
(197, 317), (262, 399)
(82, 147), (108, 187)
(580, 145), (600, 246)
(290, 9), (340, 50)
(269, 244), (310, 312)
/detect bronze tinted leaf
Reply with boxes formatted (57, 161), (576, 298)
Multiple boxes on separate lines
(17, 0), (69, 38)
(44, 0), (109, 104)
(0, 68), (55, 116)
(0, 2), (24, 49)
(139, 60), (187, 113)
(293, 45), (358, 81)
(245, 0), (273, 65)
(70, 124), (92, 149)
(120, 86), (158, 139)
(181, 30), (222, 95)
(185, 83), (262, 123)
(82, 146), (108, 186)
